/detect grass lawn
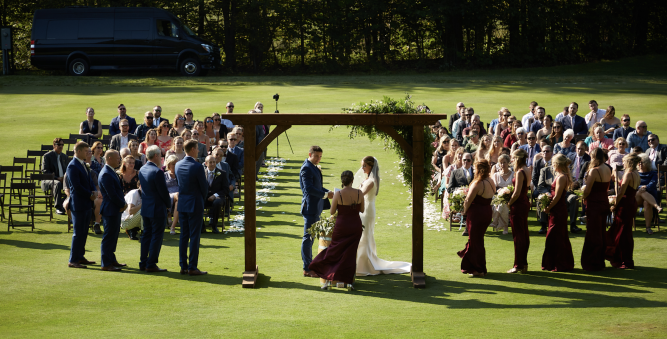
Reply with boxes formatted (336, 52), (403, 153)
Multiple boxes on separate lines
(1, 55), (667, 338)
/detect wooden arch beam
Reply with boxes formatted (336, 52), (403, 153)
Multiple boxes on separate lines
(376, 126), (413, 160)
(255, 125), (292, 159)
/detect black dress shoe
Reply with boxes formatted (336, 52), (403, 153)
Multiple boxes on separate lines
(93, 224), (102, 235)
(56, 209), (66, 215)
(130, 229), (139, 240)
(188, 269), (208, 276)
(145, 267), (167, 273)
(538, 228), (547, 234)
(112, 262), (127, 267)
(79, 259), (96, 265)
(101, 266), (121, 271)
(570, 225), (582, 234)
(211, 226), (220, 234)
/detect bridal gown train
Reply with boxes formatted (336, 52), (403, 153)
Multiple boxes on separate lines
(356, 179), (412, 276)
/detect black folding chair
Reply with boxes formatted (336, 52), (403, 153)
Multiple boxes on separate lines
(29, 173), (55, 221)
(8, 182), (35, 231)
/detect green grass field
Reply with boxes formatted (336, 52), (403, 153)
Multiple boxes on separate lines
(1, 55), (666, 338)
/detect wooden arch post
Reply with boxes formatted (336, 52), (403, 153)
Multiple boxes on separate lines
(229, 114), (446, 288)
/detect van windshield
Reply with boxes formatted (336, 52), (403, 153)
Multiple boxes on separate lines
(180, 23), (197, 36)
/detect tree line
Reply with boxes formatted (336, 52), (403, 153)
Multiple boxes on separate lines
(1, 0), (666, 73)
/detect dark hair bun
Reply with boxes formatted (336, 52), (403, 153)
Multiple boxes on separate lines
(341, 170), (354, 187)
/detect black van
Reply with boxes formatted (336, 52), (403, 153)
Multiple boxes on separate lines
(30, 7), (220, 76)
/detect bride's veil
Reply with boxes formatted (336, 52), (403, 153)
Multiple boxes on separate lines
(352, 157), (380, 196)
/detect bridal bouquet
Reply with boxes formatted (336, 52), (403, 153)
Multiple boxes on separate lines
(491, 185), (514, 206)
(608, 195), (616, 206)
(449, 186), (469, 213)
(538, 192), (553, 212)
(308, 212), (337, 239)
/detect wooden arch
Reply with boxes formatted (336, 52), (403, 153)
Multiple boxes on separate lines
(229, 113), (447, 288)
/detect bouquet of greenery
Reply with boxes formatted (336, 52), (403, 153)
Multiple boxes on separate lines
(307, 212), (338, 239)
(573, 190), (584, 201)
(538, 192), (553, 212)
(449, 186), (469, 214)
(491, 185), (514, 206)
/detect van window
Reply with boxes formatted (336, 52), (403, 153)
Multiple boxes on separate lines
(78, 19), (114, 38)
(156, 19), (178, 38)
(114, 18), (150, 40)
(47, 20), (78, 39)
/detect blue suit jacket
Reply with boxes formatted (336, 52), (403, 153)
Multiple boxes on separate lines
(300, 159), (330, 215)
(98, 164), (126, 217)
(138, 161), (171, 218)
(175, 156), (208, 214)
(229, 146), (244, 170)
(561, 115), (588, 135)
(65, 159), (95, 212)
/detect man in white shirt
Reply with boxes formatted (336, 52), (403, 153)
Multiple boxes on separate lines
(152, 105), (169, 127)
(555, 106), (569, 123)
(110, 119), (137, 151)
(584, 100), (606, 130)
(221, 102), (235, 129)
(521, 101), (538, 129)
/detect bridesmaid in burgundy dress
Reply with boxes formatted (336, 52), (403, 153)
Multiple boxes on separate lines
(458, 160), (496, 277)
(508, 149), (530, 274)
(542, 154), (575, 272)
(581, 148), (611, 271)
(606, 153), (640, 269)
(310, 171), (364, 290)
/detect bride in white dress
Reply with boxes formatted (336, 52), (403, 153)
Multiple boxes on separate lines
(354, 156), (412, 276)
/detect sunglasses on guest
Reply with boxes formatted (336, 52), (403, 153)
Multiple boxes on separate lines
(622, 119), (630, 122)
(528, 137), (536, 140)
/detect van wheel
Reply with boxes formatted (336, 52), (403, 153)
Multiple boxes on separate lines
(180, 58), (201, 76)
(68, 58), (89, 76)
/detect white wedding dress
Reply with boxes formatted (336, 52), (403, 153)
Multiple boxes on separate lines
(354, 158), (412, 276)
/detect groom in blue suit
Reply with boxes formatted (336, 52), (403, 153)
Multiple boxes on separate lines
(300, 146), (333, 277)
(98, 150), (128, 271)
(175, 139), (209, 276)
(66, 142), (97, 268)
(138, 145), (171, 272)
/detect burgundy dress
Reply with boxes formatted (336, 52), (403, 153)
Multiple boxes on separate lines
(606, 186), (637, 268)
(309, 194), (363, 284)
(582, 179), (610, 271)
(542, 178), (575, 272)
(509, 170), (530, 269)
(458, 181), (493, 274)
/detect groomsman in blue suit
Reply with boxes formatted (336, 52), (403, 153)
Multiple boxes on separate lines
(66, 142), (97, 269)
(561, 102), (588, 135)
(300, 146), (333, 278)
(97, 149), (128, 271)
(175, 139), (209, 276)
(138, 145), (171, 272)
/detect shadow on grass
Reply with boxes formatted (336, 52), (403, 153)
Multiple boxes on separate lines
(0, 238), (70, 251)
(111, 267), (239, 285)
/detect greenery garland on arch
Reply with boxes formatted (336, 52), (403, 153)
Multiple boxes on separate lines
(332, 94), (436, 189)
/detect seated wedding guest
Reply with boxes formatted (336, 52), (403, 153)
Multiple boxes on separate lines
(464, 129), (481, 153)
(637, 154), (662, 235)
(441, 148), (465, 222)
(121, 182), (142, 240)
(169, 114), (187, 137)
(600, 106), (621, 139)
(494, 108), (512, 137)
(202, 155), (229, 234)
(128, 139), (146, 167)
(110, 119), (138, 151)
(627, 120), (652, 152)
(165, 136), (186, 162)
(183, 108), (195, 129)
(529, 106), (546, 134)
(186, 129), (208, 163)
(545, 121), (564, 147)
(228, 131), (244, 175)
(607, 138), (628, 180)
(212, 113), (229, 145)
(462, 114), (486, 138)
(431, 136), (450, 177)
(155, 121), (173, 156)
(193, 120), (211, 151)
(554, 129), (576, 156)
(41, 138), (68, 214)
(568, 141), (591, 186)
(217, 139), (240, 180)
(519, 132), (541, 168)
(562, 102), (588, 135)
(613, 114), (634, 142)
(134, 111), (154, 142)
(109, 104), (137, 137)
(204, 116), (218, 145)
(117, 155), (140, 195)
(447, 152), (475, 236)
(309, 170), (364, 291)
(503, 120), (523, 148)
(164, 155), (180, 235)
(555, 106), (569, 122)
(589, 126), (614, 151)
(541, 154), (576, 271)
(485, 136), (503, 167)
(90, 141), (104, 175)
(531, 145), (553, 196)
(458, 159), (495, 276)
(431, 128), (449, 148)
(522, 101), (538, 129)
(489, 109), (504, 135)
(491, 154), (513, 234)
(510, 127), (528, 153)
(500, 116), (517, 140)
(646, 134), (667, 170)
(584, 122), (603, 147)
(584, 100), (606, 130)
(222, 102), (235, 129)
(79, 107), (102, 139)
(235, 126), (245, 148)
(213, 147), (236, 203)
(84, 147), (104, 234)
(152, 106), (169, 127)
(449, 102), (464, 135)
(475, 135), (492, 163)
(442, 138), (460, 169)
(536, 115), (553, 141)
(139, 129), (158, 155)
